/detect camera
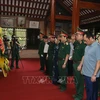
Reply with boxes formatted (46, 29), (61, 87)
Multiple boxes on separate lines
(12, 37), (17, 41)
(3, 35), (9, 42)
(12, 35), (18, 43)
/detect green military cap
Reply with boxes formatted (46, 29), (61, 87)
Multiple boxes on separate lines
(40, 32), (44, 36)
(75, 27), (84, 35)
(50, 34), (55, 38)
(76, 31), (84, 35)
(60, 30), (68, 37)
(48, 33), (55, 38)
(61, 30), (67, 34)
(43, 35), (48, 39)
(77, 27), (83, 32)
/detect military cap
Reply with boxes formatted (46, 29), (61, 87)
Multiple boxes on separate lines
(75, 31), (84, 35)
(50, 35), (55, 38)
(43, 35), (48, 39)
(77, 27), (83, 31)
(48, 34), (55, 38)
(60, 30), (68, 37)
(40, 32), (44, 36)
(76, 27), (84, 35)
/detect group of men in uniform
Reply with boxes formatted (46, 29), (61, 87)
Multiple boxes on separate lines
(38, 30), (70, 92)
(38, 29), (100, 100)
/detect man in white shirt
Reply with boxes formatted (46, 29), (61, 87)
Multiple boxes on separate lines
(43, 35), (49, 74)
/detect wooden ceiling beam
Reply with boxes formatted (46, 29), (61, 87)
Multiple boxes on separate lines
(56, 0), (72, 14)
(27, 18), (44, 21)
(24, 1), (27, 16)
(43, 4), (47, 17)
(80, 1), (100, 11)
(80, 11), (100, 20)
(0, 1), (50, 5)
(55, 15), (72, 20)
(0, 4), (49, 11)
(3, 0), (5, 14)
(0, 11), (46, 16)
(30, 2), (34, 18)
(40, 3), (44, 19)
(17, 0), (20, 15)
(14, 0), (16, 16)
(45, 0), (51, 20)
(21, 1), (24, 14)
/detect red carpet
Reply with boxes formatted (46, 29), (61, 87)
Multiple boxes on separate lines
(0, 59), (100, 100)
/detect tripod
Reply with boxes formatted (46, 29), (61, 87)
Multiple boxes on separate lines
(19, 49), (24, 69)
(8, 46), (24, 69)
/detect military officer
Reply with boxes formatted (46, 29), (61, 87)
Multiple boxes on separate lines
(43, 35), (49, 74)
(72, 30), (86, 100)
(58, 30), (70, 92)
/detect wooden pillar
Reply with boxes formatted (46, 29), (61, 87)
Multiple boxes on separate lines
(13, 28), (15, 35)
(72, 0), (80, 34)
(44, 21), (47, 35)
(50, 0), (55, 34)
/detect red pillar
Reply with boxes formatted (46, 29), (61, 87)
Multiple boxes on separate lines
(72, 0), (80, 34)
(50, 0), (55, 34)
(44, 21), (47, 35)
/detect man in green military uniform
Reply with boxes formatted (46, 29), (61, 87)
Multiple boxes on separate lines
(58, 30), (70, 92)
(38, 32), (45, 71)
(73, 30), (86, 100)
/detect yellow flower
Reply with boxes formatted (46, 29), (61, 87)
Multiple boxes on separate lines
(0, 27), (2, 35)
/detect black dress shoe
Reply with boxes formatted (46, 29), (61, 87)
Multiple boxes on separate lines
(10, 66), (14, 70)
(16, 66), (20, 69)
(72, 94), (77, 98)
(40, 70), (44, 72)
(60, 88), (66, 92)
(39, 68), (42, 70)
(53, 82), (59, 85)
(74, 97), (82, 100)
